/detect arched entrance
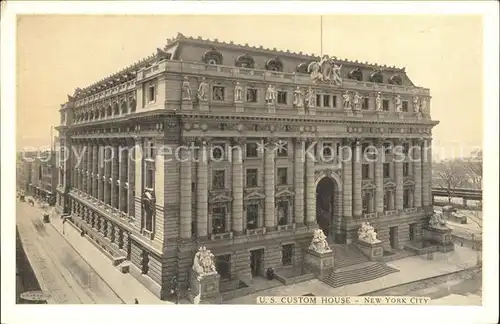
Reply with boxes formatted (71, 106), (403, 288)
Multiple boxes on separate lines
(316, 176), (340, 242)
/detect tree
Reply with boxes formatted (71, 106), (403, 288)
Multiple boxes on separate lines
(463, 149), (483, 190)
(435, 160), (468, 203)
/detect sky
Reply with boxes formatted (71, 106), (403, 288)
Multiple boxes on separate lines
(16, 15), (483, 156)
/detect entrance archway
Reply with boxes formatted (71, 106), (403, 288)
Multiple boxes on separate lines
(316, 176), (339, 241)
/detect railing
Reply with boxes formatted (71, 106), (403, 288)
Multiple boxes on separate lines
(277, 223), (296, 232)
(210, 232), (233, 241)
(384, 210), (399, 217)
(245, 227), (266, 236)
(431, 187), (482, 200)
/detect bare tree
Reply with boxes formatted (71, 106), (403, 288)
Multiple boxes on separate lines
(435, 159), (468, 203)
(463, 149), (483, 190)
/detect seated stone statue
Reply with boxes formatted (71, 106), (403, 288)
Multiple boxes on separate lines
(308, 229), (332, 253)
(357, 222), (381, 244)
(192, 246), (217, 277)
(429, 211), (448, 229)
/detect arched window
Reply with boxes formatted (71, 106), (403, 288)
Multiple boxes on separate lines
(235, 53), (255, 69)
(389, 75), (403, 85)
(121, 100), (128, 114)
(113, 102), (120, 115)
(202, 47), (223, 65)
(296, 62), (310, 74)
(106, 105), (112, 117)
(369, 70), (384, 83)
(348, 68), (363, 81)
(265, 57), (283, 72)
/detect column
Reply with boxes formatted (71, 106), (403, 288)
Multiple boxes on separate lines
(179, 140), (192, 239)
(375, 139), (384, 213)
(305, 139), (316, 224)
(231, 138), (243, 234)
(196, 139), (209, 237)
(422, 139), (432, 207)
(72, 141), (78, 190)
(98, 143), (105, 201)
(87, 142), (93, 195)
(394, 140), (404, 211)
(118, 143), (127, 212)
(352, 139), (362, 217)
(342, 139), (353, 218)
(264, 138), (276, 229)
(368, 193), (375, 213)
(134, 138), (143, 224)
(127, 140), (136, 217)
(104, 143), (111, 205)
(294, 139), (305, 225)
(389, 191), (395, 210)
(413, 139), (422, 208)
(111, 144), (119, 208)
(82, 142), (87, 193)
(92, 144), (98, 198)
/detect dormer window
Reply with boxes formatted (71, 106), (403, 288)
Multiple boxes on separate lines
(370, 70), (384, 83)
(348, 68), (363, 81)
(202, 47), (223, 65)
(265, 57), (283, 72)
(235, 53), (255, 69)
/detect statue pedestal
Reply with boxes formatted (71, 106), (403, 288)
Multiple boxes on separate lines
(397, 112), (404, 120)
(354, 110), (363, 118)
(198, 101), (209, 112)
(304, 249), (334, 280)
(187, 269), (222, 304)
(181, 99), (193, 111)
(355, 239), (384, 261)
(308, 107), (316, 116)
(266, 104), (276, 114)
(344, 109), (354, 117)
(297, 106), (305, 115)
(423, 226), (455, 252)
(234, 101), (244, 113)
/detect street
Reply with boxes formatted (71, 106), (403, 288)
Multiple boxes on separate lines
(16, 201), (124, 304)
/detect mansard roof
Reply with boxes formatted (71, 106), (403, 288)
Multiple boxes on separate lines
(70, 31), (416, 101)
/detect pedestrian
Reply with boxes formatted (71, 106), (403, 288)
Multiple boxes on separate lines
(134, 298), (139, 304)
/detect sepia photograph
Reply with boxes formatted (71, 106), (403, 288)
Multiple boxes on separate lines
(1, 2), (498, 324)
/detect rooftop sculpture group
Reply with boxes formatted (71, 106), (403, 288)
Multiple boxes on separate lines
(308, 55), (343, 86)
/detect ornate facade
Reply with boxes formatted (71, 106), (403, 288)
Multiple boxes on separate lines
(55, 32), (437, 300)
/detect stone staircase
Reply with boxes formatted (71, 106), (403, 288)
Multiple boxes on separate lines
(322, 262), (400, 289)
(331, 244), (370, 269)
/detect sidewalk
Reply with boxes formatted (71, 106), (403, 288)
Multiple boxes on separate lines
(49, 213), (174, 305)
(225, 245), (480, 304)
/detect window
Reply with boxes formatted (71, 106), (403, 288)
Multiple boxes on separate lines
(191, 182), (196, 193)
(362, 164), (370, 179)
(322, 142), (334, 158)
(212, 86), (225, 101)
(246, 88), (257, 102)
(215, 254), (231, 280)
(332, 95), (337, 108)
(362, 192), (370, 213)
(403, 189), (410, 208)
(362, 143), (370, 154)
(246, 169), (258, 187)
(246, 142), (258, 158)
(218, 123), (227, 131)
(402, 143), (410, 155)
(212, 170), (225, 189)
(277, 91), (287, 104)
(323, 95), (330, 107)
(212, 206), (226, 234)
(148, 84), (156, 103)
(277, 141), (288, 157)
(402, 101), (409, 112)
(316, 94), (322, 107)
(383, 143), (393, 155)
(383, 99), (389, 111)
(281, 244), (294, 266)
(362, 97), (370, 110)
(384, 191), (390, 210)
(403, 162), (409, 177)
(277, 168), (288, 185)
(383, 163), (391, 178)
(212, 143), (225, 160)
(277, 201), (289, 225)
(145, 169), (154, 189)
(246, 204), (259, 230)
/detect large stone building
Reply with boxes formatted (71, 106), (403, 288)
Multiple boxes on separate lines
(56, 32), (437, 300)
(17, 150), (58, 203)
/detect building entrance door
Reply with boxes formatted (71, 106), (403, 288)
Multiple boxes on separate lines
(250, 249), (264, 277)
(389, 226), (399, 249)
(409, 223), (417, 241)
(316, 177), (338, 242)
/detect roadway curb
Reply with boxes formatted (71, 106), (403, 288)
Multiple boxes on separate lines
(47, 216), (127, 304)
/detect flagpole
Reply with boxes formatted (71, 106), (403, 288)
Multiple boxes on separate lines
(320, 15), (323, 56)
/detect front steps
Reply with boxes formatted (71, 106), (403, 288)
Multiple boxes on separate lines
(322, 262), (400, 288)
(331, 244), (369, 269)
